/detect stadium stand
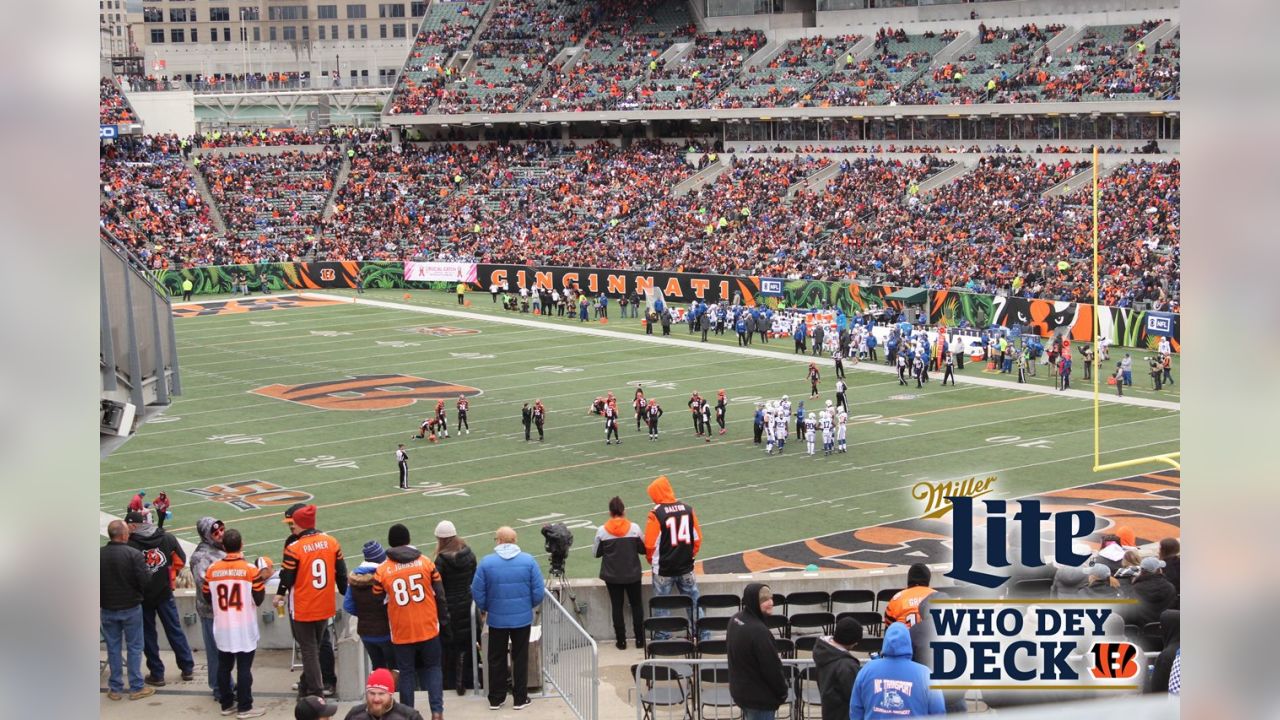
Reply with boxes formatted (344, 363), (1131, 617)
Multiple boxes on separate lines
(197, 148), (344, 260)
(386, 0), (491, 115)
(99, 136), (219, 267)
(527, 0), (697, 112)
(431, 0), (598, 114)
(99, 76), (138, 124)
(711, 34), (863, 109)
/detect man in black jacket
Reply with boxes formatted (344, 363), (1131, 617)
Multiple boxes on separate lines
(102, 519), (155, 701)
(1159, 538), (1181, 596)
(126, 510), (196, 686)
(813, 617), (861, 720)
(1147, 609), (1180, 694)
(1121, 557), (1178, 627)
(726, 583), (789, 720)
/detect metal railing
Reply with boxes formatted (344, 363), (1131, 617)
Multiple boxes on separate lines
(540, 592), (599, 720)
(632, 657), (817, 720)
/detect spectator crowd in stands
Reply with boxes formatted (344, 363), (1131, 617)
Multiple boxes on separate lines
(100, 126), (1180, 308)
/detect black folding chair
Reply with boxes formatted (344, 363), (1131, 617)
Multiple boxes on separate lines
(697, 593), (741, 617)
(645, 616), (692, 642)
(697, 639), (728, 657)
(633, 663), (693, 720)
(837, 610), (886, 638)
(697, 615), (731, 640)
(794, 634), (821, 654)
(697, 665), (736, 720)
(797, 665), (824, 719)
(831, 588), (875, 612)
(874, 588), (902, 611)
(785, 590), (832, 613)
(789, 611), (835, 638)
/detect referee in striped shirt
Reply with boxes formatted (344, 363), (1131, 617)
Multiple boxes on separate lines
(396, 444), (409, 490)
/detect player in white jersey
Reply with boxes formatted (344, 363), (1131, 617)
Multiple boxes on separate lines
(820, 410), (834, 456)
(837, 410), (848, 453)
(805, 413), (817, 456)
(763, 404), (776, 455)
(778, 396), (792, 440)
(773, 406), (788, 454)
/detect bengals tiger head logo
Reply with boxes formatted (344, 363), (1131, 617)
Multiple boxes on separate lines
(251, 374), (482, 411)
(1089, 642), (1139, 679)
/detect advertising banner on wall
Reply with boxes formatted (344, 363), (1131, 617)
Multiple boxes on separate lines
(155, 262), (1179, 348)
(474, 264), (762, 305)
(404, 261), (478, 283)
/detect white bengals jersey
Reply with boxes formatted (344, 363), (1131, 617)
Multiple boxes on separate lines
(204, 553), (265, 653)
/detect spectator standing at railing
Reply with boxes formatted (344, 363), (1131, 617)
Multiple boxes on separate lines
(594, 496), (646, 651)
(432, 521), (477, 695)
(125, 509), (196, 688)
(644, 476), (704, 638)
(726, 583), (789, 720)
(471, 526), (544, 711)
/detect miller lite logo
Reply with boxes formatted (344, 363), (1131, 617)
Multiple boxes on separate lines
(913, 476), (996, 519)
(1089, 642), (1140, 679)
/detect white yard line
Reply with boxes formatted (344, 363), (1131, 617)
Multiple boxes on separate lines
(302, 293), (1181, 412)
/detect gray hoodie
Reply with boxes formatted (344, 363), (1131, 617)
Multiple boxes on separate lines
(188, 517), (225, 619)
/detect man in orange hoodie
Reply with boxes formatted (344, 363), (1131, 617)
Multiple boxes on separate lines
(644, 476), (704, 639)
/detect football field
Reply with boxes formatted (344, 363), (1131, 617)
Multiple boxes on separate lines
(100, 290), (1181, 578)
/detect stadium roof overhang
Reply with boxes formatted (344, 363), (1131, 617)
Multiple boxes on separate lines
(381, 99), (1180, 127)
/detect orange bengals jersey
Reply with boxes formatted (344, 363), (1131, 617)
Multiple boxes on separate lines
(883, 586), (936, 627)
(282, 531), (344, 622)
(373, 555), (444, 644)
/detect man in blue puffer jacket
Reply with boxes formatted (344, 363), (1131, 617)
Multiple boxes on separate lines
(849, 622), (944, 718)
(471, 526), (545, 711)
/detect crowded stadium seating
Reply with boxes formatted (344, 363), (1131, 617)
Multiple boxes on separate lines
(100, 77), (138, 125)
(98, 124), (1180, 306)
(382, 0), (1179, 116)
(100, 135), (219, 267)
(197, 148), (344, 259)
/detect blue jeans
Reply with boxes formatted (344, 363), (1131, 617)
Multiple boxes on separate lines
(742, 707), (779, 720)
(394, 636), (444, 713)
(651, 572), (703, 639)
(142, 597), (195, 679)
(200, 615), (222, 694)
(362, 637), (396, 670)
(102, 606), (145, 693)
(1123, 370), (1132, 386)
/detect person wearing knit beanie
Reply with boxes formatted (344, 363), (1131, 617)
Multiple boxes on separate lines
(291, 504), (317, 531)
(363, 541), (387, 564)
(351, 668), (405, 719)
(433, 521), (457, 539)
(883, 563), (936, 627)
(388, 524), (411, 548)
(814, 617), (862, 720)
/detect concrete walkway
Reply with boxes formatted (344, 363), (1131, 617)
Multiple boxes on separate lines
(102, 644), (653, 719)
(303, 292), (1180, 413)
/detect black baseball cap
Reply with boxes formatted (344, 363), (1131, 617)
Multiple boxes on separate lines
(282, 503), (308, 524)
(295, 695), (339, 719)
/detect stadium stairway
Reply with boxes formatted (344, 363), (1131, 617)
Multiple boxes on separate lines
(672, 156), (729, 196)
(188, 158), (228, 234)
(1135, 19), (1178, 55)
(910, 158), (977, 197)
(322, 147), (353, 222)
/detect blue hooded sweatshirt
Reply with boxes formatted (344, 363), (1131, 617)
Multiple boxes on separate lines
(849, 623), (944, 719)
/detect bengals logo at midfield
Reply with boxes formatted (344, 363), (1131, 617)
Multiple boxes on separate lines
(1090, 642), (1139, 679)
(252, 374), (482, 411)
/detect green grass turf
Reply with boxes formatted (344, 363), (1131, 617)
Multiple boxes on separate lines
(101, 290), (1180, 577)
